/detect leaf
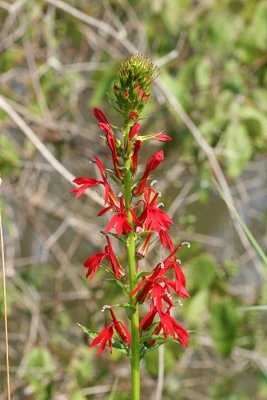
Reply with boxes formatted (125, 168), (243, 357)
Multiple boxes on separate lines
(144, 344), (175, 378)
(0, 135), (20, 176)
(222, 121), (252, 177)
(106, 278), (129, 293)
(188, 253), (216, 290)
(209, 300), (238, 357)
(240, 106), (267, 138)
(77, 323), (99, 340)
(186, 289), (209, 324)
(195, 58), (211, 89)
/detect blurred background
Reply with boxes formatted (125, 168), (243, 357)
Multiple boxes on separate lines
(0, 0), (267, 399)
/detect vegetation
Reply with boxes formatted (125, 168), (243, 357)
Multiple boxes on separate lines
(0, 1), (266, 399)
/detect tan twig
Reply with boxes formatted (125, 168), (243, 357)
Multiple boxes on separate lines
(44, 0), (136, 53)
(157, 79), (262, 272)
(154, 345), (164, 400)
(0, 95), (103, 206)
(0, 179), (11, 400)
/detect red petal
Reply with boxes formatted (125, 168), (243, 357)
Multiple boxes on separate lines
(93, 108), (108, 124)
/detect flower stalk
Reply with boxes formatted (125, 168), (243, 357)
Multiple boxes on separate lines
(124, 159), (140, 399)
(71, 54), (190, 400)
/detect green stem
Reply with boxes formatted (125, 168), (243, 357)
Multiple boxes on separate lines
(124, 158), (140, 400)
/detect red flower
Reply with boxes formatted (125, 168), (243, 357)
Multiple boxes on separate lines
(93, 108), (108, 124)
(131, 242), (190, 301)
(139, 305), (157, 331)
(94, 155), (118, 206)
(98, 123), (123, 179)
(129, 122), (141, 140)
(159, 229), (174, 251)
(137, 232), (152, 259)
(103, 196), (133, 237)
(71, 155), (117, 205)
(154, 133), (172, 142)
(155, 310), (189, 347)
(151, 282), (174, 314)
(131, 262), (167, 302)
(90, 323), (114, 355)
(90, 307), (132, 355)
(139, 186), (174, 233)
(138, 132), (172, 142)
(70, 177), (103, 199)
(134, 150), (164, 195)
(139, 305), (189, 347)
(131, 140), (142, 173)
(109, 308), (132, 344)
(84, 251), (107, 280)
(129, 111), (139, 120)
(105, 236), (125, 279)
(84, 236), (125, 280)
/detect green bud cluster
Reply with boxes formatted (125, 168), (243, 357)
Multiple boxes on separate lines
(113, 54), (157, 117)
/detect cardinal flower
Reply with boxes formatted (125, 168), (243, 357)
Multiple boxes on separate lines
(89, 323), (114, 355)
(129, 122), (141, 140)
(137, 232), (152, 259)
(84, 250), (107, 280)
(105, 236), (125, 279)
(155, 309), (190, 347)
(158, 229), (174, 251)
(84, 236), (125, 280)
(93, 155), (119, 206)
(71, 155), (116, 205)
(131, 140), (142, 173)
(93, 107), (109, 124)
(108, 307), (132, 344)
(90, 307), (131, 355)
(138, 132), (172, 142)
(101, 195), (140, 237)
(134, 150), (164, 195)
(131, 262), (167, 302)
(139, 186), (174, 233)
(70, 177), (102, 199)
(98, 123), (123, 179)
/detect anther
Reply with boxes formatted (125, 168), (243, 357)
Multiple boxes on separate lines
(101, 305), (111, 312)
(151, 180), (158, 187)
(118, 192), (123, 198)
(182, 241), (190, 248)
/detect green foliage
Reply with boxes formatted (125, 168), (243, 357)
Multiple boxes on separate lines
(144, 345), (175, 378)
(0, 135), (20, 176)
(188, 253), (217, 290)
(25, 347), (57, 400)
(209, 299), (239, 357)
(221, 121), (252, 177)
(1, 0), (267, 398)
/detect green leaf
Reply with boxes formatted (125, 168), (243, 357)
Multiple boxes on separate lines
(195, 58), (211, 89)
(144, 344), (175, 378)
(209, 300), (238, 357)
(70, 391), (86, 400)
(240, 106), (267, 138)
(188, 253), (216, 290)
(0, 135), (20, 176)
(186, 289), (209, 324)
(222, 121), (252, 177)
(77, 323), (99, 340)
(106, 278), (129, 293)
